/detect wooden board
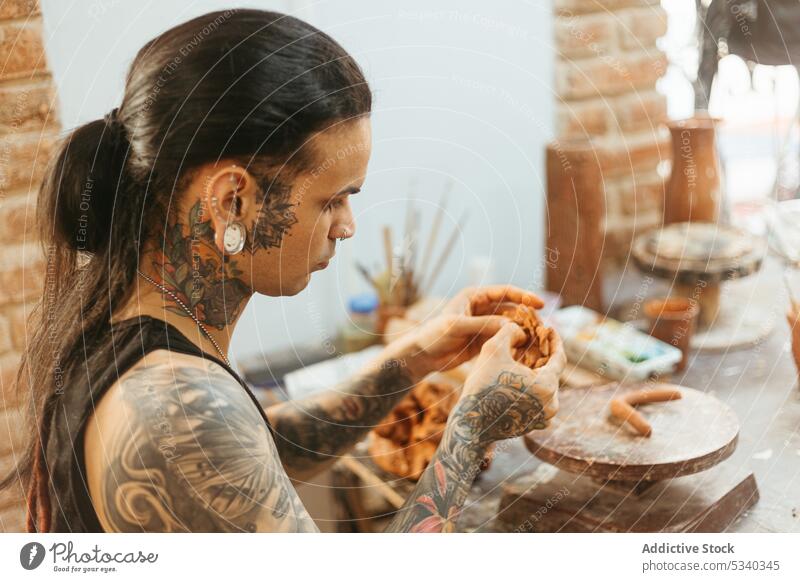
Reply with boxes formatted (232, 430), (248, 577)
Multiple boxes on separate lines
(524, 384), (739, 481)
(494, 451), (759, 532)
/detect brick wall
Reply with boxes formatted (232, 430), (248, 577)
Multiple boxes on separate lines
(0, 0), (60, 532)
(554, 0), (669, 263)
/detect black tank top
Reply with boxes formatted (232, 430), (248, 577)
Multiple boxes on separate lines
(46, 315), (274, 532)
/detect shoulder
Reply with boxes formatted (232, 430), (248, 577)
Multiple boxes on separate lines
(87, 350), (267, 469)
(84, 350), (310, 532)
(101, 349), (262, 434)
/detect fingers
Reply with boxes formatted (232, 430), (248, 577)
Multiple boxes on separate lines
(469, 285), (544, 315)
(473, 322), (525, 369)
(449, 315), (509, 338)
(469, 285), (545, 314)
(446, 285), (546, 318)
(539, 331), (567, 375)
(483, 321), (526, 351)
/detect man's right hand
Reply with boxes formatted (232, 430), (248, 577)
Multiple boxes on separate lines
(451, 322), (564, 445)
(385, 321), (565, 533)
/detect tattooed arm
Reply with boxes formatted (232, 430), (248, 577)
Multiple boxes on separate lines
(386, 322), (565, 532)
(85, 353), (318, 532)
(266, 285), (550, 481)
(266, 345), (418, 481)
(265, 309), (516, 481)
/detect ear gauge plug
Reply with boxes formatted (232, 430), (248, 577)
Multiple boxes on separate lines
(223, 221), (247, 254)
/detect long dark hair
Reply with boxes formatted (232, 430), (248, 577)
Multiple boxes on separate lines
(2, 9), (371, 532)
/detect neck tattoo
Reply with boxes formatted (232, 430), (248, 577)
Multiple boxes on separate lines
(137, 269), (233, 368)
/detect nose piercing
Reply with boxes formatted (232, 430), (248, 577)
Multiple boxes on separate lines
(338, 228), (350, 242)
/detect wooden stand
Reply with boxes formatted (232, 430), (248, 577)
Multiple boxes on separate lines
(675, 282), (720, 327)
(495, 454), (758, 532)
(632, 222), (765, 328)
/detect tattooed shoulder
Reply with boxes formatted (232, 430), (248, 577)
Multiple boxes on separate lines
(84, 353), (317, 532)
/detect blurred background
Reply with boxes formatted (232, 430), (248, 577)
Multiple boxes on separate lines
(1, 0), (799, 532)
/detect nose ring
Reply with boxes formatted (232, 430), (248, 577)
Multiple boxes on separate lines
(338, 228), (350, 242)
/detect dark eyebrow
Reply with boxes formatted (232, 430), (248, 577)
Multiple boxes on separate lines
(334, 186), (361, 197)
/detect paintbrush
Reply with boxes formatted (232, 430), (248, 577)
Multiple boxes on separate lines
(418, 186), (451, 290)
(356, 261), (385, 301)
(382, 225), (394, 304)
(404, 208), (421, 305)
(423, 210), (469, 295)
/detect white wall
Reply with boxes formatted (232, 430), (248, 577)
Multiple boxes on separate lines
(40, 0), (554, 363)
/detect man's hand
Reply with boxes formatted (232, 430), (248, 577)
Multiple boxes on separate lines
(453, 321), (564, 441)
(385, 285), (546, 381)
(386, 312), (506, 380)
(442, 284), (545, 317)
(385, 313), (564, 534)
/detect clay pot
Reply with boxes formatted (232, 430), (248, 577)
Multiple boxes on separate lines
(664, 115), (721, 225)
(644, 297), (699, 372)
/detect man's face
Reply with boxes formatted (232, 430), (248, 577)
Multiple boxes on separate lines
(249, 117), (372, 297)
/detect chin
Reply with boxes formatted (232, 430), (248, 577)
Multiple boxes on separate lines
(258, 274), (311, 297)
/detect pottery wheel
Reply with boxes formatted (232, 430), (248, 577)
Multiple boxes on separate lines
(524, 383), (739, 482)
(632, 222), (765, 286)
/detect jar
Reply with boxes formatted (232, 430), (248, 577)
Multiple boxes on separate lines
(342, 292), (379, 352)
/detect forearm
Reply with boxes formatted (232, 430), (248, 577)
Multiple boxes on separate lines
(385, 368), (550, 532)
(266, 346), (419, 480)
(384, 414), (487, 533)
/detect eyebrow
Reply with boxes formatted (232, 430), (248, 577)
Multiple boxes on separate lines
(334, 185), (361, 197)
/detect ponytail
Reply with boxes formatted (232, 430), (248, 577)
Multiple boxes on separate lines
(42, 109), (130, 254)
(8, 107), (140, 532)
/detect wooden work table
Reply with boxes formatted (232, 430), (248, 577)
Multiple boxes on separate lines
(329, 258), (800, 532)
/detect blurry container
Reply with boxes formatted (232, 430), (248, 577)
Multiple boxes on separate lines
(643, 297), (699, 372)
(342, 292), (379, 353)
(664, 115), (721, 225)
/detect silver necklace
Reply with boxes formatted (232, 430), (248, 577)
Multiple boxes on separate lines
(136, 269), (232, 368)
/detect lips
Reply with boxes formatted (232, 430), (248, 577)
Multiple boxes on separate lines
(314, 250), (335, 270)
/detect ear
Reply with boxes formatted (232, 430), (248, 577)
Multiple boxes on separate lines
(203, 164), (258, 254)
